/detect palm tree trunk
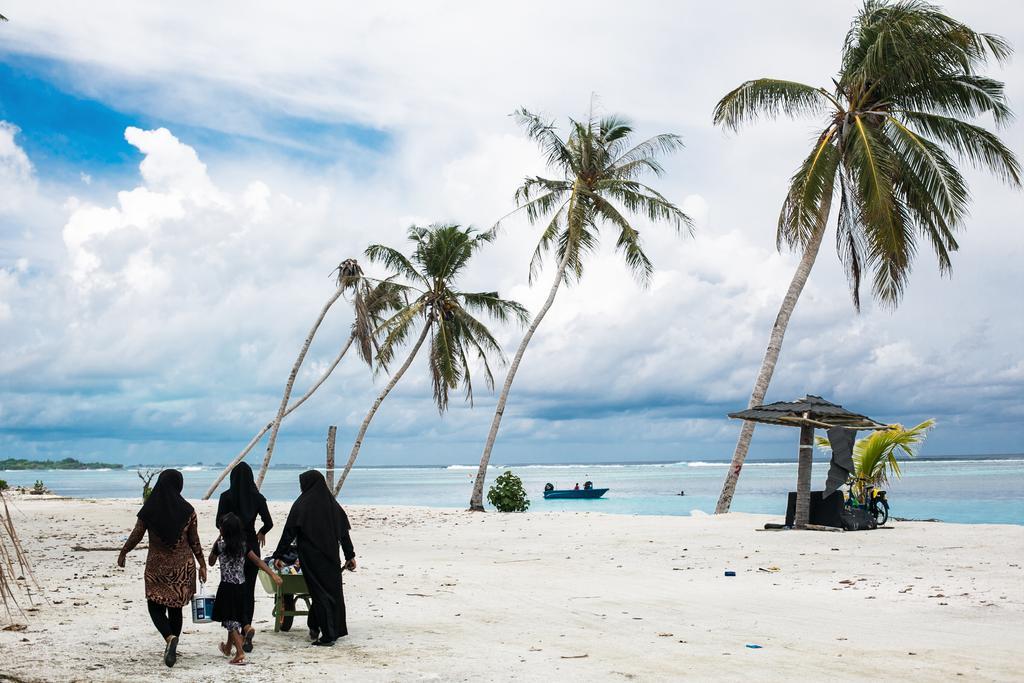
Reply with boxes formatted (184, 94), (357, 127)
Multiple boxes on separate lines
(204, 332), (355, 499)
(715, 185), (835, 514)
(251, 287), (348, 489)
(795, 421), (814, 529)
(469, 248), (573, 511)
(333, 322), (432, 497)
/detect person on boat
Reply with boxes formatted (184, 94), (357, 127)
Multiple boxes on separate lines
(272, 470), (356, 646)
(215, 462), (273, 653)
(117, 469), (207, 668)
(574, 483), (580, 490)
(584, 481), (593, 490)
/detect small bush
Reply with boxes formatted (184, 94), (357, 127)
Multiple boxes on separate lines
(486, 471), (530, 512)
(30, 480), (46, 495)
(0, 479), (8, 492)
(137, 469), (157, 501)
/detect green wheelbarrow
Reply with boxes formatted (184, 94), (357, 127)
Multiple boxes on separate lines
(259, 570), (312, 632)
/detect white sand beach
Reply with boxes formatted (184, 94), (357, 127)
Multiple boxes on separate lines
(0, 495), (1022, 682)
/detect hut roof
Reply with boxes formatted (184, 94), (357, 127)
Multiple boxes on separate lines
(728, 394), (889, 430)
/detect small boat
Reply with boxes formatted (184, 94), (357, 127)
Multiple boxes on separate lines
(543, 482), (608, 499)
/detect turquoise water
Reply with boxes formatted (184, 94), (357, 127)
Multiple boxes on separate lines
(2, 457), (1021, 525)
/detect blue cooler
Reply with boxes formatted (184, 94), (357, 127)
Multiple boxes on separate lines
(191, 583), (215, 623)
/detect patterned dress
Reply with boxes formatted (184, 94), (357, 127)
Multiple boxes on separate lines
(123, 511), (205, 608)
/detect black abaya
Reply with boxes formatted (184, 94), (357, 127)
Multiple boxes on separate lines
(273, 471), (355, 642)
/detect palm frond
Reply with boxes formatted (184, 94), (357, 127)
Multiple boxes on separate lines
(374, 299), (427, 371)
(778, 129), (841, 248)
(854, 418), (935, 487)
(428, 315), (460, 413)
(609, 133), (685, 171)
(512, 108), (573, 169)
(713, 79), (834, 131)
(459, 291), (530, 326)
(365, 243), (428, 285)
(836, 169), (867, 310)
(901, 111), (1021, 185)
(527, 206), (566, 285)
(896, 75), (1012, 126)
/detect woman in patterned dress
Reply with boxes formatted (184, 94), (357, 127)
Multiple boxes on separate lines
(118, 469), (207, 668)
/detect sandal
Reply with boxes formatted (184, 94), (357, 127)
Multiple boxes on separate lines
(243, 627), (256, 653)
(163, 635), (178, 668)
(229, 656), (246, 666)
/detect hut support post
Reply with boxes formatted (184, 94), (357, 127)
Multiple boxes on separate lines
(325, 425), (337, 490)
(795, 424), (814, 529)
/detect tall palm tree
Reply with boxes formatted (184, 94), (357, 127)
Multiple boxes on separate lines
(713, 0), (1019, 513)
(333, 224), (529, 496)
(469, 106), (692, 511)
(204, 269), (403, 498)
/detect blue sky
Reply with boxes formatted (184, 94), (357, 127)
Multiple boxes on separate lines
(0, 1), (1022, 468)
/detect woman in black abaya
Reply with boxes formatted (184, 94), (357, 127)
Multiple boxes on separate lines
(216, 462), (273, 651)
(273, 470), (355, 646)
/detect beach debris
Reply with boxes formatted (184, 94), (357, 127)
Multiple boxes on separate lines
(724, 571), (736, 577)
(0, 491), (43, 618)
(757, 566), (781, 573)
(560, 654), (589, 659)
(745, 644), (763, 649)
(657, 632), (673, 637)
(2, 623), (27, 631)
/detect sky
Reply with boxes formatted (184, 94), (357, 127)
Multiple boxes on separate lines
(0, 1), (1021, 468)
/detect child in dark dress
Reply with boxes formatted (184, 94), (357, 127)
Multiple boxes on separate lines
(209, 513), (281, 665)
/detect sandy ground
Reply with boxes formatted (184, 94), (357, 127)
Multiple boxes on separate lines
(0, 494), (1022, 682)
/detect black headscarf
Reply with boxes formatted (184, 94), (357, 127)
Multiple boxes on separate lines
(137, 469), (194, 547)
(284, 470), (350, 562)
(221, 462), (264, 525)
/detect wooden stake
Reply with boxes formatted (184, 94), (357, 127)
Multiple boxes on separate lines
(325, 425), (337, 490)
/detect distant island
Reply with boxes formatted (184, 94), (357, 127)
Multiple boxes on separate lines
(0, 457), (123, 471)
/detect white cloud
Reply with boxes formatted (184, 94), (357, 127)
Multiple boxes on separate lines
(0, 0), (1021, 463)
(0, 122), (35, 213)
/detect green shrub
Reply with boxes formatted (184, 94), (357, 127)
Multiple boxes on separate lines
(137, 470), (157, 501)
(486, 471), (530, 512)
(0, 479), (8, 492)
(30, 480), (45, 495)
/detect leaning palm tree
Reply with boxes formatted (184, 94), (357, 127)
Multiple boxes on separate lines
(713, 0), (1019, 514)
(468, 106), (692, 511)
(204, 268), (403, 497)
(333, 224), (529, 496)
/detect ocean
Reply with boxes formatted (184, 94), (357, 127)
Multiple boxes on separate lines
(2, 457), (1021, 525)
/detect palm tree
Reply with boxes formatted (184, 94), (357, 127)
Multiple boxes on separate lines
(468, 106), (692, 511)
(333, 224), (529, 496)
(817, 419), (934, 500)
(713, 0), (1019, 514)
(203, 269), (403, 498)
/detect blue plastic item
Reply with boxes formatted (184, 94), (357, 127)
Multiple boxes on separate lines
(724, 570), (736, 576)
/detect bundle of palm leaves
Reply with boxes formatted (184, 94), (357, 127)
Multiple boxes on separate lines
(0, 492), (41, 620)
